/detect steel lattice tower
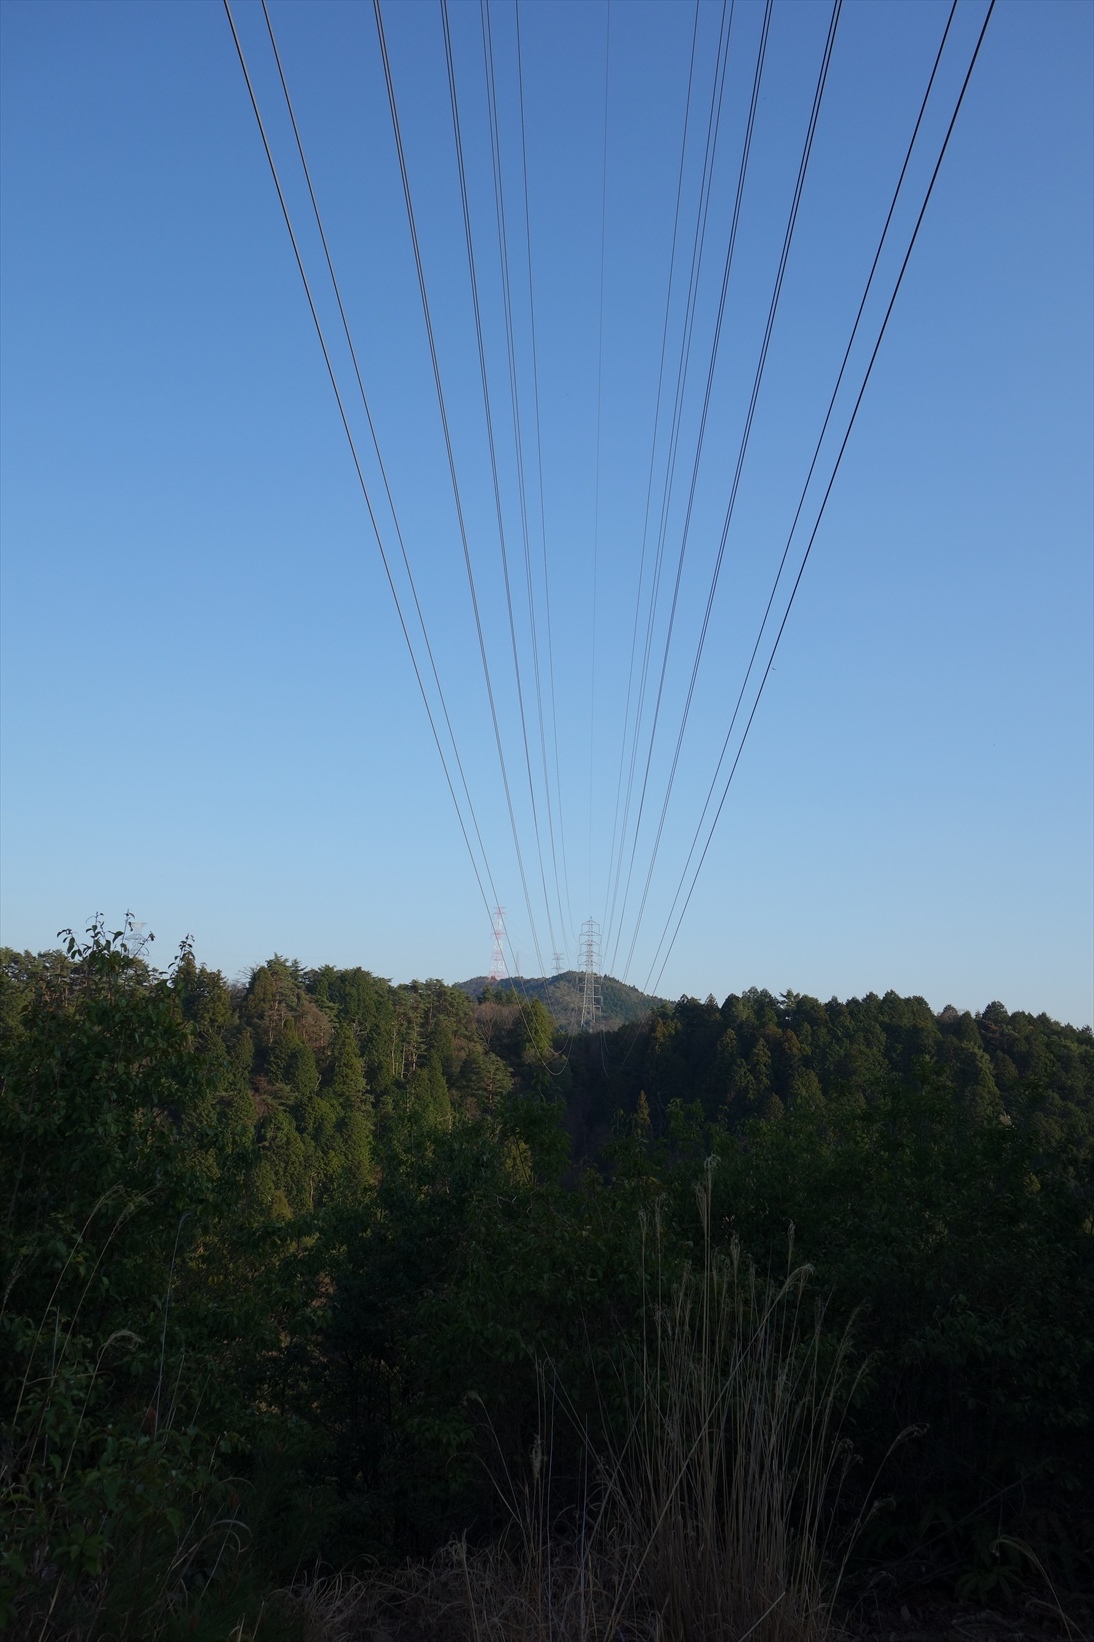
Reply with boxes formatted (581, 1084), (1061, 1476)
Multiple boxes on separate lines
(488, 906), (506, 983)
(578, 917), (601, 1030)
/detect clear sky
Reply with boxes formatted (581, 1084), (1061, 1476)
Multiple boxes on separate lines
(2, 0), (1091, 1026)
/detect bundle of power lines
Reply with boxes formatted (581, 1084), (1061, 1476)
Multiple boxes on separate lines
(225, 0), (994, 1009)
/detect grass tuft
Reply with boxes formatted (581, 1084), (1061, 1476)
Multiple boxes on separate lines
(280, 1167), (862, 1642)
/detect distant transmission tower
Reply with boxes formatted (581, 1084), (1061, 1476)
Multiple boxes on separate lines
(578, 916), (601, 1030)
(552, 950), (565, 976)
(121, 916), (152, 962)
(488, 906), (506, 983)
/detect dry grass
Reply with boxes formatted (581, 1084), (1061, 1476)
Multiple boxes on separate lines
(282, 1165), (861, 1642)
(280, 1542), (657, 1642)
(608, 1165), (859, 1642)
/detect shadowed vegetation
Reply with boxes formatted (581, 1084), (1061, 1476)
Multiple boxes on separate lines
(2, 924), (1090, 1637)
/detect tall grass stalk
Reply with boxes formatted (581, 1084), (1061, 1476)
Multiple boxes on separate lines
(601, 1162), (859, 1642)
(286, 1168), (861, 1641)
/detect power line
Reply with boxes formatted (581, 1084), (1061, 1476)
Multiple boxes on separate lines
(440, 0), (561, 969)
(255, 0), (509, 934)
(646, 0), (997, 996)
(589, 0), (612, 912)
(609, 0), (776, 971)
(373, 0), (548, 980)
(223, 0), (498, 951)
(600, 0), (703, 940)
(512, 0), (575, 948)
(642, 0), (962, 991)
(478, 0), (572, 954)
(603, 0), (755, 973)
(620, 0), (843, 981)
(233, 0), (996, 1029)
(229, 0), (561, 1073)
(604, 0), (738, 968)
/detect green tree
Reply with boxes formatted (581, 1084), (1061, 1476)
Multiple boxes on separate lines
(328, 1020), (366, 1102)
(269, 1020), (320, 1100)
(0, 920), (261, 1636)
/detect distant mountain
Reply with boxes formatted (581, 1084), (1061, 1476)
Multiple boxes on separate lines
(455, 970), (665, 1033)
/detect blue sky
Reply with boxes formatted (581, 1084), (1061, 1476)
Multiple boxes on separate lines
(2, 0), (1091, 1025)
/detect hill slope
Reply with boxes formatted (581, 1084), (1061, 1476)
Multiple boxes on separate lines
(455, 970), (664, 1033)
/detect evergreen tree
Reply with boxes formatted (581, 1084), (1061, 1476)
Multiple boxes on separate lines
(329, 1020), (366, 1102)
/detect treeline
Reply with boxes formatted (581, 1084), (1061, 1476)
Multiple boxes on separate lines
(1, 925), (1091, 1639)
(567, 983), (1093, 1153)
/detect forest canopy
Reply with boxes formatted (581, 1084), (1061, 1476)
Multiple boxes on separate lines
(1, 922), (1091, 1639)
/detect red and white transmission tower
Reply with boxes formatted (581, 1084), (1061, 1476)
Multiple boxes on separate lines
(488, 906), (507, 983)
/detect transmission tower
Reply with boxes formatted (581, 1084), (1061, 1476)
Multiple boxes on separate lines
(488, 906), (506, 983)
(121, 916), (152, 962)
(578, 916), (601, 1030)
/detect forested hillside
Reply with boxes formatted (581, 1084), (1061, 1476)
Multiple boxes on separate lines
(2, 924), (1091, 1640)
(456, 970), (663, 1032)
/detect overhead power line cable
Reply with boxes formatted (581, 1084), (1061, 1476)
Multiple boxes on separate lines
(604, 0), (755, 972)
(609, 0), (776, 970)
(589, 0), (612, 913)
(643, 0), (961, 990)
(229, 0), (561, 1072)
(604, 0), (739, 967)
(255, 0), (509, 927)
(620, 0), (842, 981)
(478, 0), (572, 954)
(646, 0), (997, 996)
(600, 0), (703, 941)
(373, 0), (548, 980)
(440, 0), (561, 970)
(512, 0), (575, 949)
(223, 0), (498, 948)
